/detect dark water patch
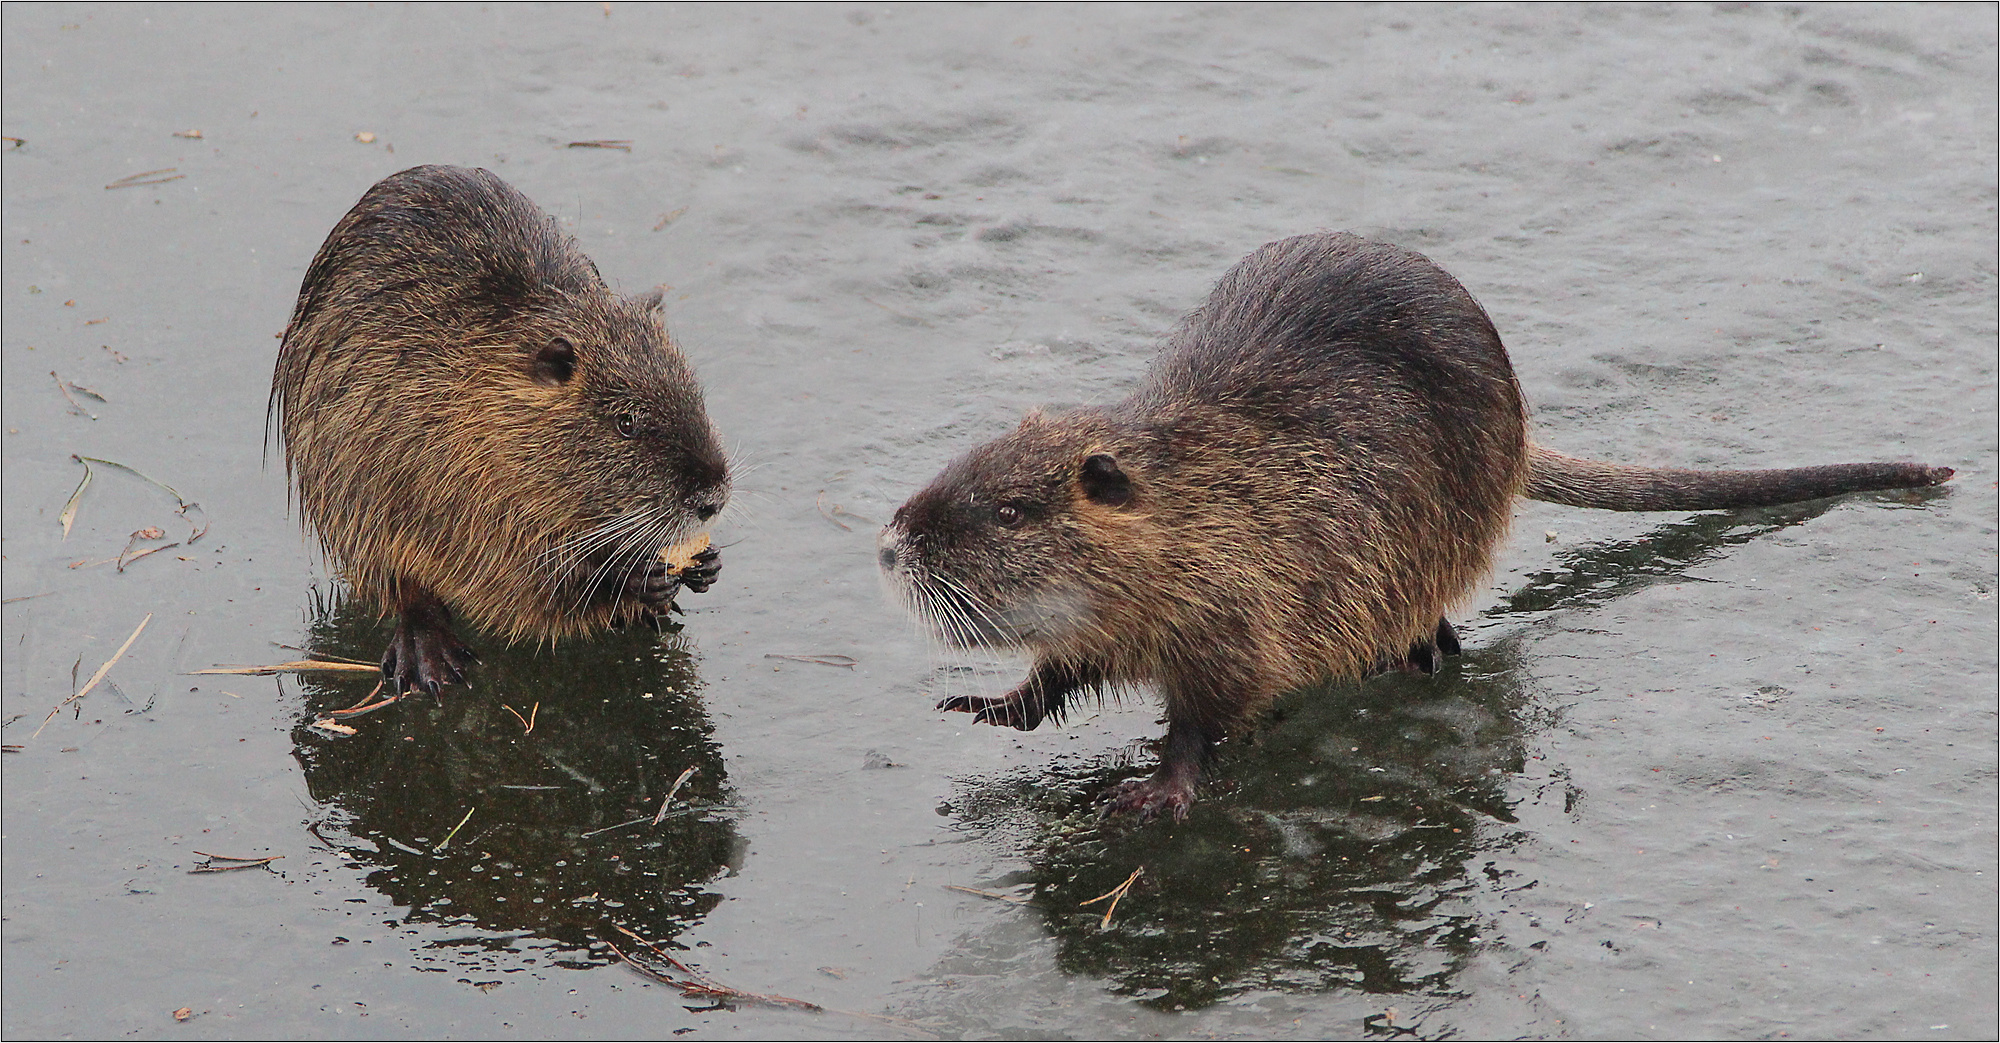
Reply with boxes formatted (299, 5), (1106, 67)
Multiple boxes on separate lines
(940, 647), (1544, 1013)
(1488, 497), (1857, 620)
(288, 592), (738, 975)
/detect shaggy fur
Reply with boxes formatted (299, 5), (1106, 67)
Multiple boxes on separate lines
(273, 165), (728, 693)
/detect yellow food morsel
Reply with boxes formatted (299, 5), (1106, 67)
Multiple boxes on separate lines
(659, 532), (711, 574)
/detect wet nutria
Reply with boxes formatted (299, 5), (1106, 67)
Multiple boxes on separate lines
(272, 165), (729, 696)
(878, 232), (1952, 821)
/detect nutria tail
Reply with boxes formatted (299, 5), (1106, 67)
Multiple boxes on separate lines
(1525, 444), (1954, 511)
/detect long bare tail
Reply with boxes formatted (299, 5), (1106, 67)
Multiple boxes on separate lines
(1525, 444), (1954, 511)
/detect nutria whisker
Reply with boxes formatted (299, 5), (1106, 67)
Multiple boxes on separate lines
(571, 508), (682, 621)
(912, 574), (987, 651)
(544, 537), (645, 619)
(912, 574), (1041, 713)
(538, 508), (654, 587)
(904, 578), (962, 648)
(906, 585), (1000, 707)
(931, 572), (1018, 647)
(544, 507), (665, 585)
(911, 578), (982, 659)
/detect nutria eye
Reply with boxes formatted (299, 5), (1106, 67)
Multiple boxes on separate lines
(995, 504), (1024, 528)
(616, 413), (637, 438)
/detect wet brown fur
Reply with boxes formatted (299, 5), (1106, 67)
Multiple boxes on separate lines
(879, 232), (1952, 819)
(273, 166), (728, 689)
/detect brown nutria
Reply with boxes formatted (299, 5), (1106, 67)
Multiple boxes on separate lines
(878, 232), (1953, 821)
(272, 165), (729, 696)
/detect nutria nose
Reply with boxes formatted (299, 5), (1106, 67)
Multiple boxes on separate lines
(878, 543), (898, 570)
(695, 501), (721, 521)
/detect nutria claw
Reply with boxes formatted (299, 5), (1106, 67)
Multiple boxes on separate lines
(678, 546), (722, 594)
(626, 566), (688, 614)
(936, 692), (1040, 730)
(623, 563), (685, 614)
(624, 547), (723, 614)
(381, 613), (478, 697)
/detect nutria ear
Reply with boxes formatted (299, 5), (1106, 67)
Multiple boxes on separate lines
(1080, 453), (1133, 507)
(635, 287), (667, 314)
(531, 337), (576, 386)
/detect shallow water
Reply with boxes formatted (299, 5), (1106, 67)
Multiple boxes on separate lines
(3, 4), (1994, 1039)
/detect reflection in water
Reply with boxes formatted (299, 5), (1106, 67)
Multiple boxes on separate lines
(950, 652), (1533, 1013)
(1488, 498), (1844, 619)
(945, 498), (1917, 1012)
(1490, 483), (1948, 622)
(290, 592), (738, 974)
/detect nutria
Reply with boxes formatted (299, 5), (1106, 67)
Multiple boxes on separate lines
(878, 232), (1952, 821)
(272, 165), (729, 696)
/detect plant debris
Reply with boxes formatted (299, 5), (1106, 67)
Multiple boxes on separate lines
(51, 371), (102, 418)
(329, 681), (402, 719)
(116, 527), (175, 571)
(763, 653), (857, 669)
(61, 455), (209, 544)
(579, 815), (652, 839)
(652, 766), (699, 824)
(34, 613), (150, 738)
(606, 924), (823, 1013)
(501, 701), (539, 734)
(944, 884), (1029, 903)
(192, 660), (380, 676)
(105, 168), (184, 189)
(190, 851), (283, 873)
(1078, 865), (1143, 929)
(814, 490), (874, 530)
(434, 807), (476, 852)
(59, 461), (92, 538)
(566, 139), (633, 150)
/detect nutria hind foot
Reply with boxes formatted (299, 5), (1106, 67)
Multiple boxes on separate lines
(1102, 772), (1198, 822)
(1100, 719), (1214, 822)
(623, 546), (723, 614)
(1403, 616), (1463, 675)
(381, 594), (478, 696)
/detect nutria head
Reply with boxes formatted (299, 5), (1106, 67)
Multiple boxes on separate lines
(878, 408), (1176, 660)
(519, 286), (732, 599)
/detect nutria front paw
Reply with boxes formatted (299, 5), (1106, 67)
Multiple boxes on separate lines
(1101, 775), (1196, 822)
(381, 618), (478, 697)
(677, 545), (722, 593)
(936, 693), (1043, 731)
(626, 562), (686, 614)
(628, 546), (722, 613)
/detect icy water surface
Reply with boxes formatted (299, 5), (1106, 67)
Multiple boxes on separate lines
(4, 4), (1994, 1039)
